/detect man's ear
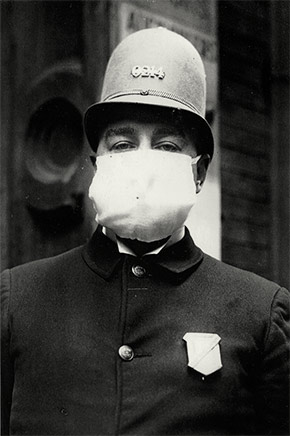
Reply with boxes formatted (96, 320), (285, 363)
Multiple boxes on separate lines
(90, 155), (96, 166)
(195, 154), (210, 193)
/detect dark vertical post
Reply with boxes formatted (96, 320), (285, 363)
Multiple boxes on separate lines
(270, 0), (290, 288)
(83, 1), (111, 108)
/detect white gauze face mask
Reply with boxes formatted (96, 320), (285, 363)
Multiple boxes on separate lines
(89, 150), (199, 243)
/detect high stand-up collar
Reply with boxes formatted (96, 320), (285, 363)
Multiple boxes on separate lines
(82, 226), (204, 281)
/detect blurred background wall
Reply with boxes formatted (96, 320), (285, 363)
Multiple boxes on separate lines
(1, 0), (289, 289)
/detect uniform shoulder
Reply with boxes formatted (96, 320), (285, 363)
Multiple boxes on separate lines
(1, 245), (87, 313)
(1, 244), (84, 283)
(198, 254), (290, 328)
(201, 253), (285, 299)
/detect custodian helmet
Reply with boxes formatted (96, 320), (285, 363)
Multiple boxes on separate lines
(84, 27), (214, 159)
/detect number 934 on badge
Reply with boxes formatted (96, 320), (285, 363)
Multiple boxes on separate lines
(131, 65), (165, 79)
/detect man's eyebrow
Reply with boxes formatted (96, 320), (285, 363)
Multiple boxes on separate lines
(105, 126), (135, 140)
(152, 126), (185, 138)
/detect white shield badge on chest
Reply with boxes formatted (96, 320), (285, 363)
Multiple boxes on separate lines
(183, 332), (222, 376)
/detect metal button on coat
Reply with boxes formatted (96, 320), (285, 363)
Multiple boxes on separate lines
(132, 265), (146, 277)
(119, 345), (134, 361)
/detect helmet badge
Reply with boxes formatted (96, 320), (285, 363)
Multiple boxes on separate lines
(131, 65), (165, 80)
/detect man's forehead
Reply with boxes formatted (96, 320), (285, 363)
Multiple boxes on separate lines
(102, 120), (186, 139)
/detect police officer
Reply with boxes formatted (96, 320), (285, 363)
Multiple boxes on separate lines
(1, 28), (289, 436)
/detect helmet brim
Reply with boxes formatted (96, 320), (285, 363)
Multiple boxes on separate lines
(84, 98), (214, 159)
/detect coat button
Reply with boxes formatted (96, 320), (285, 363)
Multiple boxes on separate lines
(132, 265), (146, 277)
(59, 407), (68, 416)
(119, 345), (134, 361)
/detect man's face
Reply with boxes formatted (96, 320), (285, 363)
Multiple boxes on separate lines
(97, 119), (198, 157)
(95, 108), (209, 192)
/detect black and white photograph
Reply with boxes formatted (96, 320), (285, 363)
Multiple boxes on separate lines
(1, 1), (289, 435)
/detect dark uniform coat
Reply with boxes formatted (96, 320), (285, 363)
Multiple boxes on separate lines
(1, 228), (289, 435)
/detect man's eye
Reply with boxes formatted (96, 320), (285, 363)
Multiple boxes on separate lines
(110, 141), (136, 151)
(154, 142), (181, 152)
